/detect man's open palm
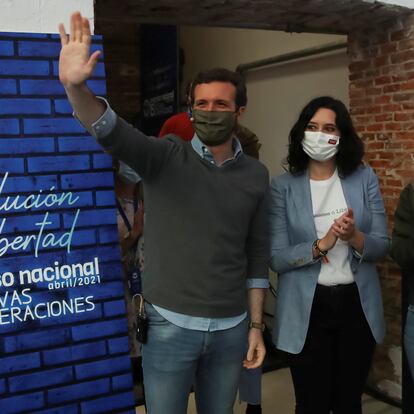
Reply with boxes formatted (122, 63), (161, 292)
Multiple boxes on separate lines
(58, 12), (101, 87)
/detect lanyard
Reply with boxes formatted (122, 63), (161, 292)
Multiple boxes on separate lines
(116, 197), (138, 232)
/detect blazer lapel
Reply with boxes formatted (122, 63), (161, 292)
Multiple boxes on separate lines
(292, 172), (318, 240)
(340, 171), (363, 230)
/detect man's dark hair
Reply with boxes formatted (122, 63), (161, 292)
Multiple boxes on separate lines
(286, 96), (364, 178)
(190, 68), (247, 109)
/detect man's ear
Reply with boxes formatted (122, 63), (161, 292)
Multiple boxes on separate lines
(237, 106), (246, 118)
(188, 105), (194, 121)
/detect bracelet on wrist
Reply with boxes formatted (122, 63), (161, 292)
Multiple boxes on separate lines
(317, 239), (329, 255)
(313, 239), (330, 263)
(313, 239), (327, 256)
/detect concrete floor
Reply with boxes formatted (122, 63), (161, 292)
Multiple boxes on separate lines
(136, 368), (401, 413)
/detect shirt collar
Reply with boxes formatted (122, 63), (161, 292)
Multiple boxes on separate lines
(191, 134), (243, 166)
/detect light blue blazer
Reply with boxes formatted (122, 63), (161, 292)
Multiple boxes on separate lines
(270, 165), (389, 354)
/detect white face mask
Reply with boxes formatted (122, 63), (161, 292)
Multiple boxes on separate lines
(302, 131), (340, 162)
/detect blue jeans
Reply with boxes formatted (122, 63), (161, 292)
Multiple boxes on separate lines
(142, 303), (248, 414)
(405, 306), (414, 381)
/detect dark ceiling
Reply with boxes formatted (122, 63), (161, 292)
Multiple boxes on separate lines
(95, 0), (411, 35)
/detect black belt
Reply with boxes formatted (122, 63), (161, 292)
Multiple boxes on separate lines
(316, 282), (357, 292)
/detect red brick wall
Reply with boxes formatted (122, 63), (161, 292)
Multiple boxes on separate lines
(348, 13), (414, 399)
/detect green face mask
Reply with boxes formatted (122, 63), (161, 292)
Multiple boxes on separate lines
(192, 109), (237, 146)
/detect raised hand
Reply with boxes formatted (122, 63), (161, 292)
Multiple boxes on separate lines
(58, 12), (101, 88)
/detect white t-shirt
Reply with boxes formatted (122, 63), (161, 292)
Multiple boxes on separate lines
(310, 170), (354, 286)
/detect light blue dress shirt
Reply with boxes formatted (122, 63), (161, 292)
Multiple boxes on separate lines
(89, 102), (269, 332)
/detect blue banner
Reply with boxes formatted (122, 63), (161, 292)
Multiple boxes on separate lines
(0, 32), (135, 414)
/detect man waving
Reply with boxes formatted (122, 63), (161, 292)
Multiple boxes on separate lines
(59, 12), (269, 414)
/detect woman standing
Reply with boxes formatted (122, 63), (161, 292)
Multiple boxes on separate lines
(270, 96), (389, 414)
(390, 183), (414, 381)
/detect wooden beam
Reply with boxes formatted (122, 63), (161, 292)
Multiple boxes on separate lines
(94, 0), (410, 35)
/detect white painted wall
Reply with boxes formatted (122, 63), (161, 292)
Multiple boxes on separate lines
(0, 0), (94, 34)
(379, 0), (414, 8)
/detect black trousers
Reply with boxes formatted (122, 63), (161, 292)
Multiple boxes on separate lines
(288, 283), (376, 414)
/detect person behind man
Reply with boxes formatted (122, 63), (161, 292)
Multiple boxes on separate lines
(158, 81), (195, 141)
(58, 12), (269, 414)
(114, 160), (145, 398)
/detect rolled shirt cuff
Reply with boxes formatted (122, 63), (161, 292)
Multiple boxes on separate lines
(247, 278), (269, 289)
(72, 96), (117, 138)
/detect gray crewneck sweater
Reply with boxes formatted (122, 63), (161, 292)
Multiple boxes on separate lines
(99, 117), (269, 318)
